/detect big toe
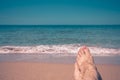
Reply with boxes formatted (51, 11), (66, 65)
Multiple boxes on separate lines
(84, 46), (91, 57)
(78, 47), (85, 56)
(84, 46), (94, 63)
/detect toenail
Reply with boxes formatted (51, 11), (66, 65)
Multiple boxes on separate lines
(84, 46), (87, 48)
(82, 46), (86, 49)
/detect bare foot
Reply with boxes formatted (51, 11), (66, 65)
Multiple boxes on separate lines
(74, 46), (100, 80)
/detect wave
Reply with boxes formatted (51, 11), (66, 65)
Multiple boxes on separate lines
(0, 44), (120, 56)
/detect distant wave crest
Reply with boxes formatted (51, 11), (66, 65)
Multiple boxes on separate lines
(0, 44), (120, 56)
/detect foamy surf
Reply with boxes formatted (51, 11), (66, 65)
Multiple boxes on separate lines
(0, 44), (120, 56)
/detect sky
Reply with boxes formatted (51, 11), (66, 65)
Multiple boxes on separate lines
(0, 0), (120, 25)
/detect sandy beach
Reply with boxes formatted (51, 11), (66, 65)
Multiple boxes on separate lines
(0, 62), (119, 80)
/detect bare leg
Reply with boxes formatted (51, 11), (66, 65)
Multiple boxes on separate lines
(74, 46), (100, 80)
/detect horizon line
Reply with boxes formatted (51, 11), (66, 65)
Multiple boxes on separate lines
(0, 24), (120, 26)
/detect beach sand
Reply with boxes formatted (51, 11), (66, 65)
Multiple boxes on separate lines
(0, 62), (120, 80)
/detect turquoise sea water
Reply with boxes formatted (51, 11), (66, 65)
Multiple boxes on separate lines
(0, 25), (120, 56)
(0, 25), (120, 48)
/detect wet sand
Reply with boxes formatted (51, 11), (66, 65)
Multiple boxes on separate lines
(0, 62), (120, 80)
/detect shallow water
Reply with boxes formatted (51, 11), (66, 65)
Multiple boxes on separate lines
(0, 25), (120, 56)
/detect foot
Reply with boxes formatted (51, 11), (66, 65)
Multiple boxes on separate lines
(74, 46), (99, 80)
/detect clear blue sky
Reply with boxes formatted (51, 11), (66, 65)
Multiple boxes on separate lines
(0, 0), (120, 25)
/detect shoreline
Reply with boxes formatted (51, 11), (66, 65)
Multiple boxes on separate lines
(0, 54), (120, 64)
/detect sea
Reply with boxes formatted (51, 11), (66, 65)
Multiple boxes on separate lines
(0, 25), (120, 57)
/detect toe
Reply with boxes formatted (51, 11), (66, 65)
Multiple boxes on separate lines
(76, 47), (85, 61)
(84, 46), (91, 57)
(80, 47), (85, 55)
(77, 48), (81, 58)
(77, 49), (81, 57)
(84, 46), (94, 63)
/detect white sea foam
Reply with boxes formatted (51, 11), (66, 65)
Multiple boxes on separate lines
(0, 44), (120, 56)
